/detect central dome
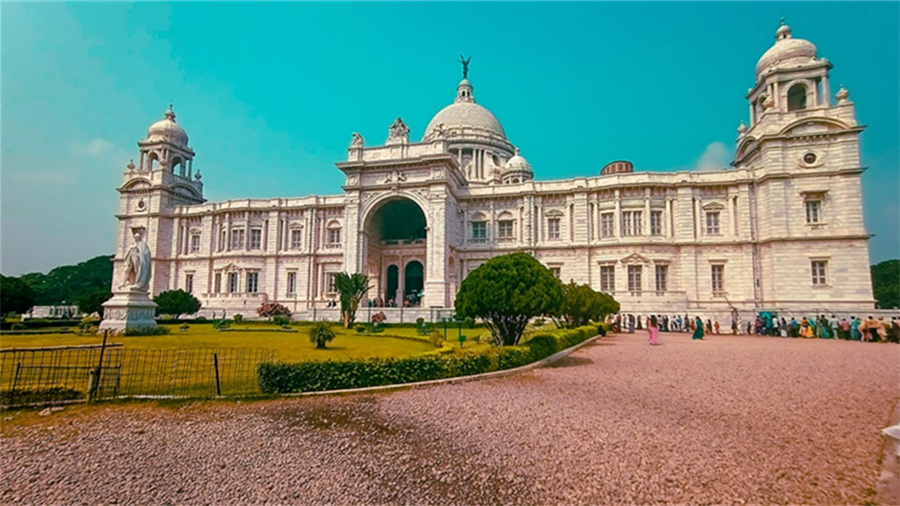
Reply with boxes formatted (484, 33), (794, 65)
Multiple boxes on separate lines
(422, 78), (507, 141)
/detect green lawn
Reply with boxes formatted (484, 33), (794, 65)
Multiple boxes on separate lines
(0, 322), (495, 362)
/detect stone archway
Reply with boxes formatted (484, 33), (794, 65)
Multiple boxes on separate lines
(363, 196), (427, 306)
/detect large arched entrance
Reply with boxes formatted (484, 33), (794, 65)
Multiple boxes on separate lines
(364, 196), (427, 307)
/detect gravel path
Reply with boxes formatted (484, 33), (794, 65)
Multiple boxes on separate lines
(2, 332), (898, 505)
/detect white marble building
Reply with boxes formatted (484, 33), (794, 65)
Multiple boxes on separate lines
(110, 22), (874, 320)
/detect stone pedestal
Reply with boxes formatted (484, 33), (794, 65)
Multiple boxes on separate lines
(98, 290), (158, 334)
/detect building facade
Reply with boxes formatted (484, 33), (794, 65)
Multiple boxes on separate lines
(110, 22), (875, 320)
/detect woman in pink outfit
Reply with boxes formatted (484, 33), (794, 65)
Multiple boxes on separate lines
(648, 314), (660, 346)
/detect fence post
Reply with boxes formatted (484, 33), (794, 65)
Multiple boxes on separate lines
(10, 362), (22, 405)
(89, 330), (109, 401)
(213, 353), (221, 396)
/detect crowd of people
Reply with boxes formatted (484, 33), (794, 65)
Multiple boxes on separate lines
(610, 313), (900, 343)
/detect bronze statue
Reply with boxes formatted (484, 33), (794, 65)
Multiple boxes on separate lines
(457, 55), (472, 79)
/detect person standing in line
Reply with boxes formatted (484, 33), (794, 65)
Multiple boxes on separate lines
(850, 316), (861, 340)
(714, 321), (720, 335)
(648, 315), (660, 346)
(830, 316), (839, 340)
(693, 316), (705, 340)
(628, 314), (635, 334)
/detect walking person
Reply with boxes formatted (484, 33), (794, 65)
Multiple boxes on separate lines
(648, 315), (660, 346)
(692, 316), (705, 340)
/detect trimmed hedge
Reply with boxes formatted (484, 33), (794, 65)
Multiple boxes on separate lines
(257, 325), (599, 394)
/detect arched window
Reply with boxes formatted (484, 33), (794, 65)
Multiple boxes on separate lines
(787, 84), (807, 111)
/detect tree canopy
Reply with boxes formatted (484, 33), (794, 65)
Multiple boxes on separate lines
(77, 290), (114, 317)
(554, 281), (620, 328)
(153, 289), (201, 319)
(334, 272), (371, 328)
(1, 274), (37, 315)
(455, 252), (563, 346)
(18, 255), (113, 305)
(872, 259), (899, 309)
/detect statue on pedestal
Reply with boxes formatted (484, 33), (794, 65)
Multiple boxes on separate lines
(121, 231), (152, 291)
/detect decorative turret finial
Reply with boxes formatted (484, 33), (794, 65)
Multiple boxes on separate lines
(127, 159), (136, 171)
(836, 85), (849, 103)
(457, 55), (472, 79)
(194, 169), (202, 181)
(737, 121), (748, 135)
(776, 17), (792, 40)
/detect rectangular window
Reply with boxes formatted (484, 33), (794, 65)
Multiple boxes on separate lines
(811, 260), (827, 285)
(655, 265), (668, 292)
(327, 228), (341, 246)
(290, 229), (303, 249)
(711, 264), (725, 294)
(651, 210), (663, 236)
(600, 265), (615, 293)
(249, 229), (262, 250)
(246, 272), (258, 293)
(219, 230), (226, 252)
(287, 272), (296, 294)
(498, 220), (514, 239)
(190, 234), (201, 253)
(471, 221), (487, 242)
(215, 273), (222, 293)
(600, 212), (615, 238)
(550, 267), (561, 279)
(185, 273), (194, 294)
(547, 218), (561, 240)
(706, 212), (721, 235)
(627, 265), (642, 294)
(806, 200), (821, 224)
(228, 272), (238, 293)
(231, 229), (245, 249)
(621, 211), (642, 236)
(326, 273), (337, 294)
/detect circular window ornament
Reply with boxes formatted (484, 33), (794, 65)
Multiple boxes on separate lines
(803, 153), (817, 165)
(136, 199), (146, 211)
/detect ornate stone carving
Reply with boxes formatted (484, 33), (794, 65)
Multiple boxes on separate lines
(424, 122), (446, 141)
(121, 230), (152, 291)
(386, 117), (410, 145)
(350, 132), (364, 148)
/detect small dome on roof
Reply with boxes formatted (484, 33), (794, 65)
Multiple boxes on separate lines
(503, 148), (530, 173)
(755, 20), (818, 80)
(423, 78), (507, 141)
(146, 105), (189, 147)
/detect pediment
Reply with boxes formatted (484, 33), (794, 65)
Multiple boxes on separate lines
(780, 118), (849, 137)
(702, 202), (726, 211)
(620, 253), (651, 264)
(545, 209), (565, 218)
(289, 221), (304, 230)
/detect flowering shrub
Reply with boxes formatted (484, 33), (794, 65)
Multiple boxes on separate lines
(257, 302), (292, 319)
(371, 311), (386, 323)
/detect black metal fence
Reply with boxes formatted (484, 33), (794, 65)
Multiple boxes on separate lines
(1, 343), (274, 407)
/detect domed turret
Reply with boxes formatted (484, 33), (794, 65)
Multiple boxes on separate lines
(755, 20), (818, 80)
(146, 104), (189, 147)
(501, 148), (533, 184)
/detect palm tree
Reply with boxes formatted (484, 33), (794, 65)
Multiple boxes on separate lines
(308, 321), (336, 349)
(334, 272), (371, 329)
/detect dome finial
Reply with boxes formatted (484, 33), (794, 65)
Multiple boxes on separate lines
(776, 18), (792, 41)
(457, 55), (472, 79)
(165, 102), (176, 121)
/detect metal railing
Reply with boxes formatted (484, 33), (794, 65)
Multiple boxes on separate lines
(1, 340), (274, 407)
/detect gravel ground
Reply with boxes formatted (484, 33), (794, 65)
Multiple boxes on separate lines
(2, 332), (898, 505)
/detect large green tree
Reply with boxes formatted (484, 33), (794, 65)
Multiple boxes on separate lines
(19, 255), (113, 305)
(554, 281), (620, 328)
(872, 259), (900, 309)
(0, 274), (36, 315)
(153, 289), (202, 319)
(77, 290), (114, 317)
(455, 252), (564, 346)
(334, 272), (371, 328)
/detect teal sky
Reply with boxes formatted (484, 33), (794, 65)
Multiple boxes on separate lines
(2, 1), (898, 276)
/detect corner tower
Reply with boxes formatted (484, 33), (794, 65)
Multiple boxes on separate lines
(112, 105), (206, 295)
(734, 20), (873, 311)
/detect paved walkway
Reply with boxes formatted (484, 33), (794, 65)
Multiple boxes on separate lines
(2, 332), (898, 504)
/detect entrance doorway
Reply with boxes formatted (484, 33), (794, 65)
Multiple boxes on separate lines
(385, 265), (399, 304)
(405, 261), (424, 306)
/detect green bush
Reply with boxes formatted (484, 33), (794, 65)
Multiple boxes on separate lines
(464, 317), (475, 329)
(10, 323), (25, 331)
(124, 326), (170, 336)
(273, 315), (291, 326)
(196, 316), (208, 321)
(256, 325), (599, 394)
(524, 334), (559, 361)
(416, 317), (425, 326)
(233, 314), (243, 323)
(429, 330), (444, 347)
(355, 324), (366, 333)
